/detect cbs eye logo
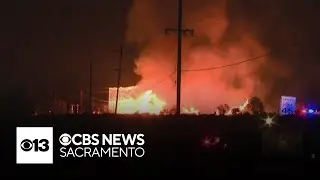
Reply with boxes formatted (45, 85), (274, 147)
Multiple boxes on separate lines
(20, 139), (49, 152)
(59, 133), (72, 146)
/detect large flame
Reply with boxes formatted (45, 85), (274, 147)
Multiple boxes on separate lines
(225, 98), (249, 115)
(106, 0), (273, 115)
(182, 106), (200, 115)
(123, 0), (269, 114)
(108, 86), (249, 115)
(108, 87), (166, 115)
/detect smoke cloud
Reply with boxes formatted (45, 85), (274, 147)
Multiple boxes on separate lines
(125, 0), (281, 113)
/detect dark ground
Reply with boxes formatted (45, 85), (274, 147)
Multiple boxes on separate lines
(2, 114), (320, 178)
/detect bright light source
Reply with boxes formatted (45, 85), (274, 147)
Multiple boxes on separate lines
(308, 109), (315, 114)
(261, 116), (275, 127)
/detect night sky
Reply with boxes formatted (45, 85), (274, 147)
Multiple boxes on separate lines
(2, 0), (320, 109)
(2, 0), (136, 106)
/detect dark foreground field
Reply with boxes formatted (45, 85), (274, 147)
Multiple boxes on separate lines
(2, 114), (320, 177)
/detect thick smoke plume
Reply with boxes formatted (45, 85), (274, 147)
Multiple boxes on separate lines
(125, 0), (272, 113)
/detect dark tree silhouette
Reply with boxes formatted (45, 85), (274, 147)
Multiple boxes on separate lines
(223, 104), (230, 112)
(232, 107), (240, 115)
(249, 96), (265, 114)
(216, 105), (225, 115)
(216, 104), (230, 115)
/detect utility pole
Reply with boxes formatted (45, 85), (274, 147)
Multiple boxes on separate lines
(89, 56), (93, 113)
(80, 89), (83, 113)
(115, 45), (123, 114)
(165, 0), (194, 115)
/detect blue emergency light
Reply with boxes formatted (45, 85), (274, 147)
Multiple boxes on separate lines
(308, 109), (315, 114)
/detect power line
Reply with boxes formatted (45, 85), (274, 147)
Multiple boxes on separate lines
(138, 71), (176, 92)
(148, 71), (176, 89)
(140, 53), (266, 90)
(96, 71), (175, 93)
(99, 53), (268, 95)
(182, 53), (270, 72)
